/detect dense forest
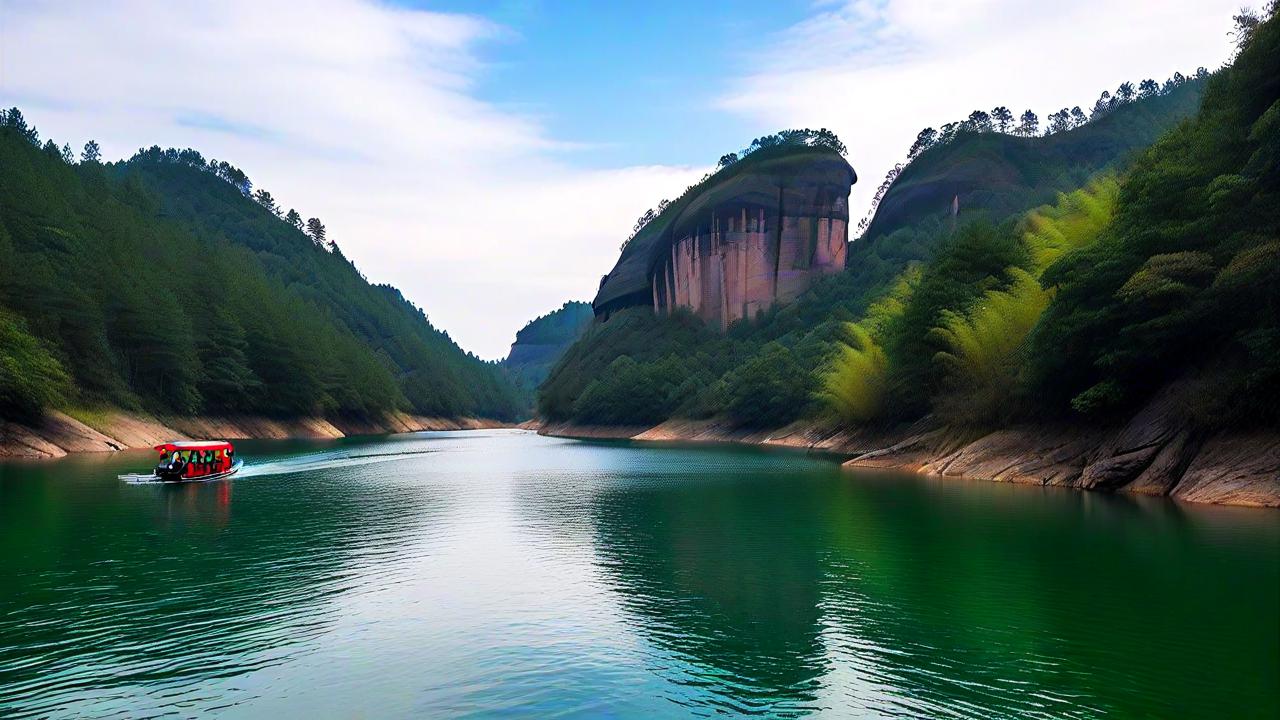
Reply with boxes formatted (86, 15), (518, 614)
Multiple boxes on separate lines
(541, 6), (1279, 433)
(0, 119), (524, 422)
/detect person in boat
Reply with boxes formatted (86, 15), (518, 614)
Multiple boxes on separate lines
(159, 450), (187, 479)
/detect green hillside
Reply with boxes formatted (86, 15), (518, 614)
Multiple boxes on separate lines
(864, 80), (1204, 239)
(542, 8), (1277, 433)
(0, 118), (523, 422)
(504, 301), (593, 393)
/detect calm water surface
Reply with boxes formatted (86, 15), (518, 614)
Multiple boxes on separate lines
(0, 430), (1276, 718)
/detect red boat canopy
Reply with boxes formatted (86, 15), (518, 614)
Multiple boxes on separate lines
(154, 440), (234, 454)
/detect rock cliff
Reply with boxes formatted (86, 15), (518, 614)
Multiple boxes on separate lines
(594, 148), (855, 329)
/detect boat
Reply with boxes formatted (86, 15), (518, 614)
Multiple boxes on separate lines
(119, 440), (243, 483)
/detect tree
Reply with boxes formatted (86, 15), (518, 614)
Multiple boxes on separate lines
(1016, 110), (1039, 137)
(717, 152), (738, 169)
(81, 140), (101, 163)
(0, 309), (71, 419)
(305, 217), (327, 246)
(907, 127), (937, 159)
(252, 189), (278, 215)
(60, 143), (74, 164)
(196, 308), (261, 411)
(991, 106), (1014, 133)
(1047, 109), (1072, 134)
(966, 109), (992, 132)
(1116, 81), (1136, 104)
(1, 108), (38, 145)
(1138, 79), (1159, 99)
(1194, 66), (1209, 79)
(285, 208), (303, 230)
(1232, 7), (1262, 55)
(1070, 106), (1088, 128)
(1091, 91), (1112, 118)
(939, 122), (960, 144)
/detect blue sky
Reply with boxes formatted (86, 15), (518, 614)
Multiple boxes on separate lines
(434, 0), (814, 168)
(0, 0), (1245, 358)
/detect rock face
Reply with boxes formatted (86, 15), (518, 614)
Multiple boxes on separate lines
(593, 148), (855, 328)
(503, 301), (594, 390)
(0, 411), (508, 459)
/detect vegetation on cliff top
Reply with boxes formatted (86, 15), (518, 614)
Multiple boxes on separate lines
(619, 128), (846, 254)
(0, 117), (524, 421)
(543, 6), (1279, 433)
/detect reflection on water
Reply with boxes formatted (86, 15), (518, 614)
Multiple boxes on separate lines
(0, 431), (1276, 718)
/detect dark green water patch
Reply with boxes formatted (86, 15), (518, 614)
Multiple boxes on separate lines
(1, 431), (1275, 717)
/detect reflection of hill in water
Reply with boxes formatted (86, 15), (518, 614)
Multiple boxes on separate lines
(585, 465), (835, 715)
(583, 457), (1280, 718)
(0, 446), (454, 717)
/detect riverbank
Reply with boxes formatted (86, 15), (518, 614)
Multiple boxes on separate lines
(537, 396), (1280, 508)
(0, 410), (510, 459)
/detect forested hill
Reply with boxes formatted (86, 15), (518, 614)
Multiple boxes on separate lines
(503, 301), (593, 394)
(539, 5), (1277, 440)
(0, 116), (524, 422)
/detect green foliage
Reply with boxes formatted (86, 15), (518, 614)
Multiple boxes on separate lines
(723, 342), (810, 427)
(821, 324), (890, 424)
(1027, 10), (1280, 424)
(0, 308), (71, 419)
(572, 355), (688, 425)
(0, 117), (523, 421)
(880, 220), (1029, 419)
(819, 268), (918, 423)
(930, 268), (1051, 425)
(1021, 177), (1120, 269)
(544, 9), (1276, 433)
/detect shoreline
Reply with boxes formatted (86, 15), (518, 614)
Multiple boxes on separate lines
(0, 409), (512, 460)
(536, 414), (1280, 508)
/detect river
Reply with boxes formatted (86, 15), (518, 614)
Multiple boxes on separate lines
(0, 430), (1275, 718)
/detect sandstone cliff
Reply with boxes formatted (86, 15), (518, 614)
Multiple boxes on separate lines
(594, 148), (855, 329)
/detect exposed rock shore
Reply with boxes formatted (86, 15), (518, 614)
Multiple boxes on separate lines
(0, 410), (507, 460)
(537, 398), (1280, 508)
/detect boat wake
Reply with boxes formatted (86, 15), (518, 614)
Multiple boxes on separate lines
(119, 447), (438, 484)
(236, 447), (439, 479)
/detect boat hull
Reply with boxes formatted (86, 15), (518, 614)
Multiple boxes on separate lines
(119, 459), (243, 484)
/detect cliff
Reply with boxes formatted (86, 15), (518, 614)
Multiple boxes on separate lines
(594, 147), (856, 329)
(503, 301), (594, 392)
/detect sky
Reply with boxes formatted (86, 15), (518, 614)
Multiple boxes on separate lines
(0, 0), (1246, 358)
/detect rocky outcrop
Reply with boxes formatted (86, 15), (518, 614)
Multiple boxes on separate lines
(536, 389), (1280, 507)
(593, 148), (855, 328)
(0, 410), (508, 459)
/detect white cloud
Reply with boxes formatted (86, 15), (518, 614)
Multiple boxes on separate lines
(0, 0), (1246, 358)
(0, 0), (702, 358)
(721, 0), (1243, 227)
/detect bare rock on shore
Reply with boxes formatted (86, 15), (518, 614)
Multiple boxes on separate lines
(0, 410), (511, 460)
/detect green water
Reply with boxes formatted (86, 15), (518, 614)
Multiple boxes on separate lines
(0, 430), (1275, 718)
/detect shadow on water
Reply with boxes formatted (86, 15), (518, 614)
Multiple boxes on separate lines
(0, 437), (454, 718)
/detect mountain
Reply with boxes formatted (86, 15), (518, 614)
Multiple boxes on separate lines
(594, 140), (855, 327)
(863, 80), (1205, 241)
(542, 34), (1248, 433)
(503, 301), (593, 392)
(0, 116), (523, 423)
